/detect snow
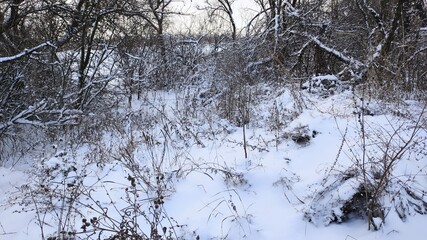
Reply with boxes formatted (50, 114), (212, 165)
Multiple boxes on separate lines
(312, 75), (338, 81)
(1, 85), (426, 240)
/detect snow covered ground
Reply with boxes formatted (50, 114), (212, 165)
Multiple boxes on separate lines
(1, 84), (426, 240)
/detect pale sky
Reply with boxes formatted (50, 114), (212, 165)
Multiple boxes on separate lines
(168, 0), (260, 34)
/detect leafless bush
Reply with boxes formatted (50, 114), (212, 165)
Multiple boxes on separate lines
(18, 130), (188, 240)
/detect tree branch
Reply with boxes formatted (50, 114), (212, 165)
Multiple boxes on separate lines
(0, 42), (55, 63)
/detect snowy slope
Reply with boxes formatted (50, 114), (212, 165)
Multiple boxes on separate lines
(0, 84), (426, 240)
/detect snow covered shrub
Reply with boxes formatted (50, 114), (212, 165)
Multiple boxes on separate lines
(211, 165), (248, 187)
(304, 105), (427, 230)
(117, 35), (207, 91)
(215, 74), (253, 127)
(268, 99), (301, 149)
(303, 168), (384, 229)
(17, 133), (189, 240)
(301, 75), (341, 97)
(19, 150), (89, 239)
(288, 125), (317, 145)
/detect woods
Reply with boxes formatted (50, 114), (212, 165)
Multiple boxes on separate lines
(0, 1), (426, 239)
(1, 0), (426, 135)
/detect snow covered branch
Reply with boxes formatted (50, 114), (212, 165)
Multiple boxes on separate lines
(245, 57), (273, 72)
(0, 100), (82, 134)
(0, 42), (55, 63)
(291, 31), (364, 69)
(406, 47), (427, 63)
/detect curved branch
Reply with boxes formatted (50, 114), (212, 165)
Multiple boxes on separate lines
(0, 42), (55, 63)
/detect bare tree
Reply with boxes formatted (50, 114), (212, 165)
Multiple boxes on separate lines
(203, 0), (237, 40)
(121, 0), (174, 59)
(0, 0), (134, 136)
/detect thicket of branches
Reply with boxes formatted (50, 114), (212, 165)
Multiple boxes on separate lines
(1, 0), (426, 138)
(1, 0), (426, 144)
